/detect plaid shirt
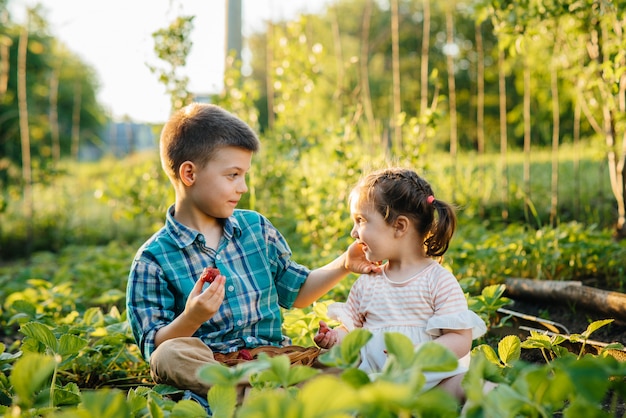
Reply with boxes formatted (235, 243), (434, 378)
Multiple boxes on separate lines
(126, 205), (310, 360)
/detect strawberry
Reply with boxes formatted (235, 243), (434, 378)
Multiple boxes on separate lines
(200, 267), (221, 284)
(238, 349), (254, 361)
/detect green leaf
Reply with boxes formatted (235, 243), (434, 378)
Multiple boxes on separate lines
(58, 334), (88, 356)
(198, 360), (268, 387)
(207, 384), (236, 418)
(358, 379), (415, 409)
(20, 322), (58, 353)
(286, 365), (320, 387)
(498, 335), (521, 365)
(53, 382), (81, 407)
(560, 356), (612, 402)
(264, 353), (291, 383)
(473, 344), (502, 367)
(383, 332), (415, 368)
(297, 374), (359, 415)
(237, 390), (297, 418)
(147, 394), (165, 418)
(581, 319), (613, 340)
(563, 397), (612, 418)
(170, 399), (210, 417)
(340, 368), (371, 388)
(80, 389), (131, 418)
(411, 387), (459, 417)
(340, 329), (372, 364)
(318, 328), (372, 369)
(10, 353), (56, 408)
(413, 341), (458, 372)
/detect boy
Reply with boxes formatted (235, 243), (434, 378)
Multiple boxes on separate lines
(126, 103), (379, 399)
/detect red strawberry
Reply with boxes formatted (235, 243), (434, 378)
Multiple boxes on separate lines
(200, 267), (221, 284)
(238, 349), (254, 361)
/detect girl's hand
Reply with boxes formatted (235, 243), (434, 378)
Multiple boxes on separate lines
(314, 320), (338, 349)
(184, 273), (226, 325)
(345, 242), (382, 274)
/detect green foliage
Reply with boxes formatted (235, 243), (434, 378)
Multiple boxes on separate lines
(2, 1), (626, 415)
(282, 300), (340, 347)
(0, 6), (106, 190)
(0, 242), (624, 416)
(149, 15), (195, 112)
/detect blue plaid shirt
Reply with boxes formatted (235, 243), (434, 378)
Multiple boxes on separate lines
(126, 205), (310, 360)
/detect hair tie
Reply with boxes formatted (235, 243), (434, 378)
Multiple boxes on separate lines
(426, 195), (435, 204)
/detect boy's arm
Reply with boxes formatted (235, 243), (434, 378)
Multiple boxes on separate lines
(154, 275), (226, 348)
(293, 242), (380, 308)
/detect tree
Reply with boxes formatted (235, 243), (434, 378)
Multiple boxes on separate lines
(0, 6), (105, 187)
(481, 0), (626, 235)
(149, 15), (195, 114)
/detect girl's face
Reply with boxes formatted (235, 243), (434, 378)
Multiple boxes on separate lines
(349, 193), (396, 263)
(190, 145), (252, 219)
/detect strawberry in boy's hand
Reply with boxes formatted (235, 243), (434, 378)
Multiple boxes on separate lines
(200, 267), (221, 284)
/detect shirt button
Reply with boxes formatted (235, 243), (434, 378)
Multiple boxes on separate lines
(228, 285), (235, 292)
(216, 255), (221, 260)
(237, 320), (243, 326)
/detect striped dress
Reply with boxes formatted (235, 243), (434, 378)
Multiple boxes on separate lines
(328, 260), (486, 389)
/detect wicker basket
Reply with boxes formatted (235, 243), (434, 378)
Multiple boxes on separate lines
(213, 345), (321, 367)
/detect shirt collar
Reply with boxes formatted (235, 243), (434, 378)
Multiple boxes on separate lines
(165, 204), (241, 249)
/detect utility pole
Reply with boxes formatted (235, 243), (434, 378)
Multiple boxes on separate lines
(225, 0), (242, 61)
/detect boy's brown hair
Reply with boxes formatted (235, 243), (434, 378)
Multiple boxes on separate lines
(160, 103), (260, 180)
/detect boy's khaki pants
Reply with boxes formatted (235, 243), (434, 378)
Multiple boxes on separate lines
(150, 337), (222, 396)
(150, 337), (332, 398)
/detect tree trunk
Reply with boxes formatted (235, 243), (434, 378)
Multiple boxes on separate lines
(18, 16), (33, 256)
(523, 57), (532, 222)
(71, 79), (82, 160)
(359, 0), (376, 146)
(49, 65), (60, 163)
(0, 35), (10, 100)
(331, 5), (345, 118)
(265, 22), (274, 131)
(573, 95), (581, 219)
(418, 0), (430, 145)
(550, 40), (560, 227)
(504, 278), (626, 321)
(475, 20), (485, 155)
(390, 0), (402, 154)
(498, 47), (509, 220)
(445, 5), (458, 202)
(445, 6), (457, 161)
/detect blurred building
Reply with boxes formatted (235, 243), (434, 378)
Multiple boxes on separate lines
(80, 121), (157, 161)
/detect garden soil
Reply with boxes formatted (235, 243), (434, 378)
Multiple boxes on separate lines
(494, 279), (626, 416)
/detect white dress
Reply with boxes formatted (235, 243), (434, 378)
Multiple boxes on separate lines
(327, 260), (487, 390)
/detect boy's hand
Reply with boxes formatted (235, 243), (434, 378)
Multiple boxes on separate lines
(184, 272), (226, 325)
(314, 320), (338, 349)
(345, 242), (382, 274)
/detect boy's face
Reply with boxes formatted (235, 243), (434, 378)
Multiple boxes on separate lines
(191, 145), (253, 219)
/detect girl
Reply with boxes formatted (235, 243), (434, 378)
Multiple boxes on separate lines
(314, 167), (487, 401)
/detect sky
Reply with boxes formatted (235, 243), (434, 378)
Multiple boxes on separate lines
(9, 0), (331, 124)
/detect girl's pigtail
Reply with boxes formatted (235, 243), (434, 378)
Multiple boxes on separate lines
(424, 199), (457, 257)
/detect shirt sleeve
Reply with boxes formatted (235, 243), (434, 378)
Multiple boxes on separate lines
(126, 255), (175, 360)
(425, 268), (487, 339)
(262, 216), (309, 309)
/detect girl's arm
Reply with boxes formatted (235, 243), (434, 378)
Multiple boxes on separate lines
(314, 320), (349, 349)
(433, 328), (473, 358)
